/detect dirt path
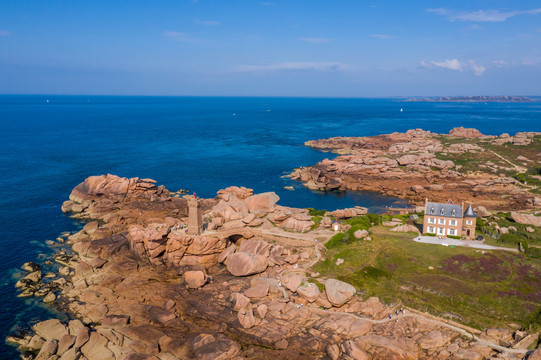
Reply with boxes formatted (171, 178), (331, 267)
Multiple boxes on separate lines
(488, 149), (527, 173)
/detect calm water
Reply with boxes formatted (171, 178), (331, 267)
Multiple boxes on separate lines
(0, 95), (540, 358)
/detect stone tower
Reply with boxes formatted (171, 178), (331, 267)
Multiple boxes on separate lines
(462, 203), (478, 240)
(187, 195), (203, 235)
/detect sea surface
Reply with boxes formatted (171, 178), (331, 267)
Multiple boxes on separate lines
(0, 95), (540, 358)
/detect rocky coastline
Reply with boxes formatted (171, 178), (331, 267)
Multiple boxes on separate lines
(7, 174), (541, 359)
(288, 127), (541, 211)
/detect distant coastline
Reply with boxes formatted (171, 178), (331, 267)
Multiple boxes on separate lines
(405, 95), (537, 103)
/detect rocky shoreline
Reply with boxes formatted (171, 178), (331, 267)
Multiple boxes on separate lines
(288, 127), (541, 211)
(7, 174), (540, 359)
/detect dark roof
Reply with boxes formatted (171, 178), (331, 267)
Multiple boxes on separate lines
(463, 204), (478, 218)
(332, 220), (341, 224)
(425, 202), (463, 219)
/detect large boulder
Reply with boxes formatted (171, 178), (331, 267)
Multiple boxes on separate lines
(279, 217), (314, 232)
(244, 192), (280, 212)
(476, 206), (491, 217)
(184, 270), (208, 288)
(297, 282), (320, 302)
(390, 224), (420, 233)
(397, 155), (417, 166)
(33, 319), (68, 342)
(354, 230), (369, 239)
(325, 279), (356, 307)
(239, 240), (271, 257)
(68, 174), (167, 204)
(279, 273), (304, 292)
(511, 212), (541, 227)
(226, 252), (268, 277)
(448, 127), (483, 138)
(244, 279), (270, 299)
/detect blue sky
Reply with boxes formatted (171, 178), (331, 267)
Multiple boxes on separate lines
(1, 0), (540, 97)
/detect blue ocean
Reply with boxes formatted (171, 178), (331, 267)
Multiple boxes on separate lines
(0, 95), (540, 358)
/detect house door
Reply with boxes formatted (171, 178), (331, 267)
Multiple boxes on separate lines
(467, 229), (470, 237)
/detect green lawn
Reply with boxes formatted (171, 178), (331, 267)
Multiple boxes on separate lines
(313, 225), (541, 331)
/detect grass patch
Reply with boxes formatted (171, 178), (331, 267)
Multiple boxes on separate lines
(307, 208), (326, 216)
(313, 225), (541, 330)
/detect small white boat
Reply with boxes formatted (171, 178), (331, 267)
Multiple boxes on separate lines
(400, 108), (403, 112)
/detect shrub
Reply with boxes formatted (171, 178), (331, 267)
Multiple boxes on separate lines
(448, 235), (461, 239)
(307, 208), (326, 216)
(347, 215), (371, 229)
(525, 246), (541, 259)
(325, 232), (346, 249)
(423, 233), (437, 237)
(311, 216), (322, 230)
(366, 213), (381, 225)
(515, 173), (527, 183)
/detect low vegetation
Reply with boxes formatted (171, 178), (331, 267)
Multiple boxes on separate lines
(313, 218), (541, 331)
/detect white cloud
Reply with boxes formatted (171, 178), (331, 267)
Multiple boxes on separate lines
(163, 31), (196, 42)
(430, 59), (464, 71)
(428, 8), (541, 22)
(0, 30), (10, 36)
(298, 37), (331, 43)
(467, 60), (486, 76)
(236, 62), (350, 72)
(194, 19), (220, 26)
(422, 58), (486, 76)
(492, 60), (508, 68)
(369, 34), (394, 39)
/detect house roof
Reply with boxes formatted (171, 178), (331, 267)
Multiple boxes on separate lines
(463, 204), (478, 218)
(425, 202), (463, 219)
(332, 220), (341, 224)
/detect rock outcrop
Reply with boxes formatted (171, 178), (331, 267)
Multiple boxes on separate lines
(289, 128), (540, 210)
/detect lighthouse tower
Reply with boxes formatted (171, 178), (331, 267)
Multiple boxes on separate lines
(187, 195), (203, 235)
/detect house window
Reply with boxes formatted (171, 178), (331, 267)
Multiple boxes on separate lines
(437, 228), (445, 235)
(449, 219), (456, 226)
(466, 220), (473, 225)
(430, 207), (435, 214)
(440, 208), (445, 215)
(452, 209), (456, 216)
(448, 229), (456, 236)
(428, 217), (435, 224)
(438, 218), (445, 225)
(428, 226), (435, 233)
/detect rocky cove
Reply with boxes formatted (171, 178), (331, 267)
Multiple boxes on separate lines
(7, 174), (541, 360)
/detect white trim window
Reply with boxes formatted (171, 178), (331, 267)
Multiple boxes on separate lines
(466, 220), (473, 225)
(428, 226), (435, 233)
(438, 218), (445, 225)
(428, 217), (435, 224)
(437, 227), (445, 235)
(449, 219), (457, 226)
(448, 229), (456, 236)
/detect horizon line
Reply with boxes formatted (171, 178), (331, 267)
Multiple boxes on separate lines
(0, 93), (540, 99)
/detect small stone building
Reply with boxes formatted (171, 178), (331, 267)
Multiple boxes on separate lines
(422, 199), (478, 239)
